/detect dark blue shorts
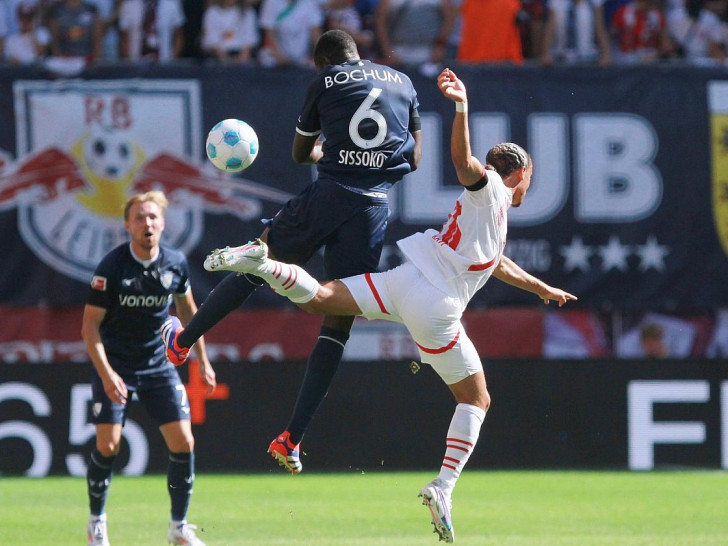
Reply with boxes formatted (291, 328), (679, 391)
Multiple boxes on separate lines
(91, 366), (190, 426)
(265, 179), (389, 279)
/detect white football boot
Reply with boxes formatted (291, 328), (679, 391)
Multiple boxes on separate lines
(167, 521), (206, 546)
(419, 479), (455, 543)
(204, 239), (267, 273)
(87, 515), (110, 546)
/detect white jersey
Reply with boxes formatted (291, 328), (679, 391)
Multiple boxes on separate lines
(397, 170), (512, 305)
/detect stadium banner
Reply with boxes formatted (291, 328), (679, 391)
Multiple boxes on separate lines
(1, 359), (726, 476)
(0, 306), (545, 363)
(0, 64), (727, 311)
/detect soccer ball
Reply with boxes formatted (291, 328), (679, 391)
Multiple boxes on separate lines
(205, 119), (259, 172)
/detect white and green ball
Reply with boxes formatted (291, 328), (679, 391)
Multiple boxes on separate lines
(205, 118), (259, 172)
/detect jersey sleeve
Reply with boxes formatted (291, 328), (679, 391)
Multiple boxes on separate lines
(87, 254), (117, 309)
(464, 170), (499, 208)
(408, 79), (421, 132)
(177, 257), (191, 296)
(296, 79), (322, 137)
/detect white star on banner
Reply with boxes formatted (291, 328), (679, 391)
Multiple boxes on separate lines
(635, 235), (670, 271)
(560, 235), (592, 272)
(598, 235), (630, 272)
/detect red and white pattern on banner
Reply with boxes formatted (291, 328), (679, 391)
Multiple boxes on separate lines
(0, 306), (547, 363)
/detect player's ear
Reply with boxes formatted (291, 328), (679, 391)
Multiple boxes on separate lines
(315, 56), (328, 72)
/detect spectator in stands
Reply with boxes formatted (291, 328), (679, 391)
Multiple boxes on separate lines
(540, 0), (613, 65)
(47, 0), (102, 62)
(602, 0), (631, 27)
(374, 0), (454, 71)
(257, 0), (323, 67)
(4, 3), (47, 64)
(118, 0), (185, 62)
(520, 0), (548, 59)
(86, 0), (121, 62)
(457, 0), (524, 64)
(609, 0), (674, 63)
(4, 0), (39, 36)
(670, 0), (728, 65)
(445, 0), (462, 61)
(200, 0), (259, 63)
(354, 0), (378, 32)
(640, 322), (667, 358)
(323, 0), (375, 58)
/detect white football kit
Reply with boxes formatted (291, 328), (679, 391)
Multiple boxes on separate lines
(342, 170), (512, 384)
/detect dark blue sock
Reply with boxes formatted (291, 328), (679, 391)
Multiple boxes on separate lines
(177, 272), (262, 348)
(87, 449), (115, 516)
(287, 326), (350, 445)
(168, 451), (194, 522)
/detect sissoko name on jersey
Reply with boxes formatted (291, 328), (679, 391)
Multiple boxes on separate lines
(297, 59), (420, 193)
(87, 243), (190, 373)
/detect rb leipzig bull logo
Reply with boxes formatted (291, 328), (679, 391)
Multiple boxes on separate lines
(1, 79), (289, 283)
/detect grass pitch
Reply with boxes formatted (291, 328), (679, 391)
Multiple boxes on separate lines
(1, 470), (726, 545)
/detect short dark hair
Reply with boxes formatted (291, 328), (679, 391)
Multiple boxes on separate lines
(314, 30), (359, 69)
(486, 142), (531, 178)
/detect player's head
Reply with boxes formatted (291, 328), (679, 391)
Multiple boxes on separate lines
(123, 191), (168, 252)
(486, 143), (532, 207)
(314, 30), (360, 71)
(123, 190), (168, 221)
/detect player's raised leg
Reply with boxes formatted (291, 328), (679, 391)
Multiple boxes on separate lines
(204, 240), (362, 315)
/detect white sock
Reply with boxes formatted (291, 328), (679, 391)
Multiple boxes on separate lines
(437, 403), (486, 496)
(253, 259), (321, 303)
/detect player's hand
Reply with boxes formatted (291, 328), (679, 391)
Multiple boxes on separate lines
(539, 287), (578, 307)
(437, 68), (468, 104)
(103, 371), (128, 405)
(199, 360), (217, 394)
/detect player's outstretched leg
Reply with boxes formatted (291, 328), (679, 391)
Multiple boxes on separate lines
(267, 430), (303, 474)
(419, 479), (454, 543)
(160, 316), (189, 366)
(204, 239), (268, 273)
(87, 514), (110, 546)
(167, 521), (206, 546)
(205, 240), (320, 304)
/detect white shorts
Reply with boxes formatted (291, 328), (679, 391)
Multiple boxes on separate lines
(341, 263), (483, 385)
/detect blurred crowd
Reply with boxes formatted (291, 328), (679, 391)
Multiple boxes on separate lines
(0, 0), (726, 72)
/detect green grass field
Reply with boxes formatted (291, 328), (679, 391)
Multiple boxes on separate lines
(1, 470), (726, 545)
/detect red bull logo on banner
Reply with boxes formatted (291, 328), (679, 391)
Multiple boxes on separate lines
(3, 80), (284, 282)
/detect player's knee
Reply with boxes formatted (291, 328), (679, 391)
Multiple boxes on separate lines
(481, 389), (491, 412)
(172, 436), (195, 453)
(96, 439), (121, 457)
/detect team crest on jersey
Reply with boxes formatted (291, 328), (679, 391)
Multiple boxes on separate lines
(159, 271), (174, 289)
(3, 80), (267, 283)
(709, 81), (728, 259)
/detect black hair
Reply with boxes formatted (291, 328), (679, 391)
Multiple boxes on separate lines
(314, 30), (359, 68)
(486, 143), (531, 178)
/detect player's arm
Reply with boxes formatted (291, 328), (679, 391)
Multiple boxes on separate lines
(292, 132), (323, 164)
(493, 255), (578, 307)
(410, 129), (422, 171)
(437, 68), (485, 187)
(409, 106), (423, 171)
(174, 292), (216, 392)
(81, 304), (128, 404)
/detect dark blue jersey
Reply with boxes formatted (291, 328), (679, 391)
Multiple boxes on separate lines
(296, 59), (420, 193)
(87, 243), (190, 374)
